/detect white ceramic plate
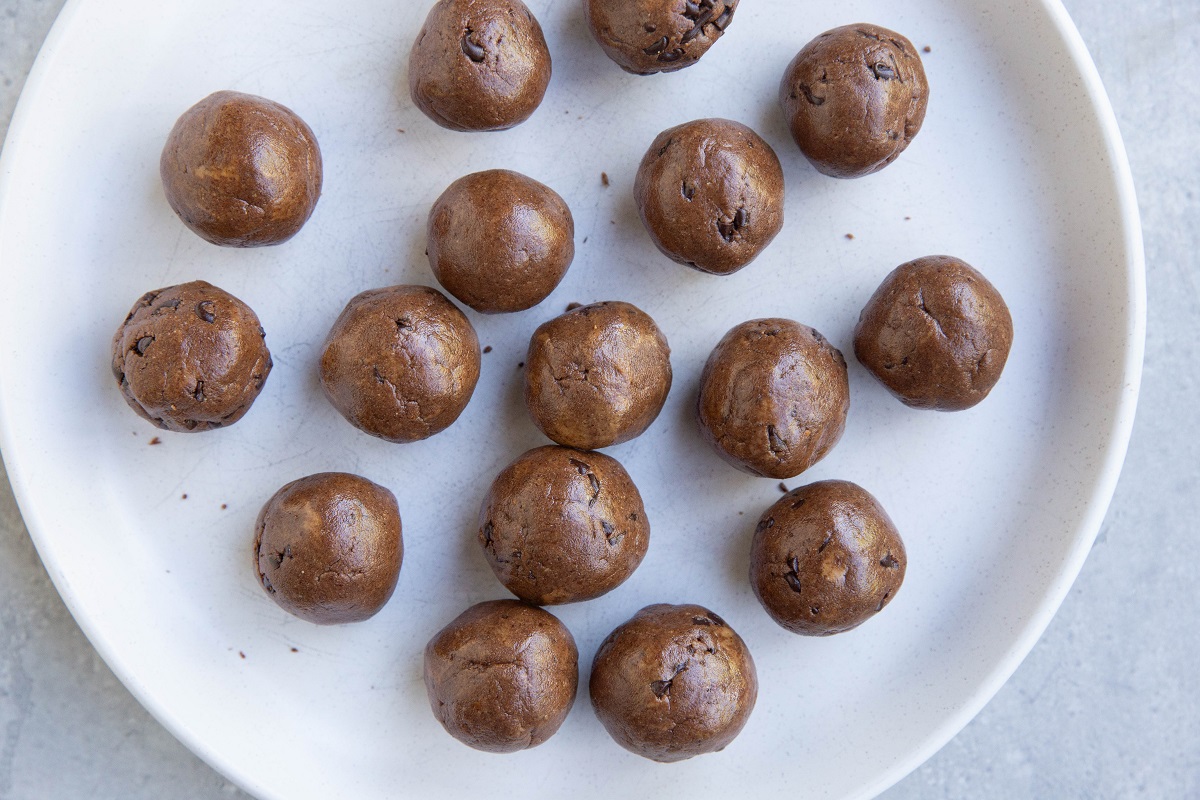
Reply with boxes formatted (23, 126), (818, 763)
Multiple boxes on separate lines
(0, 1), (1143, 798)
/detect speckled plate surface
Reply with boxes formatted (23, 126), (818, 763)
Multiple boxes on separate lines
(0, 1), (1143, 798)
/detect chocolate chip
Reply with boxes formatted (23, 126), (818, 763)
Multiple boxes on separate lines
(461, 30), (486, 62)
(798, 82), (825, 106)
(881, 553), (899, 569)
(643, 36), (668, 55)
(767, 424), (786, 454)
(650, 679), (672, 698)
(193, 381), (205, 402)
(681, 180), (695, 201)
(657, 48), (685, 63)
(482, 521), (494, 549)
(566, 302), (582, 311)
(692, 616), (713, 626)
(135, 336), (153, 355)
(785, 556), (803, 593)
(871, 62), (896, 80)
(713, 6), (735, 30)
(196, 301), (215, 323)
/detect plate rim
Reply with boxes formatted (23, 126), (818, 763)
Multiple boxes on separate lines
(0, 1), (1146, 798)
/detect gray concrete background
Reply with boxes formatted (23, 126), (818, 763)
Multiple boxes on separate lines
(1, 0), (1196, 796)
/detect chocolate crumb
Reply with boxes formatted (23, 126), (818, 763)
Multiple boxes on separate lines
(238, 651), (246, 659)
(148, 437), (162, 446)
(483, 345), (493, 353)
(220, 503), (228, 510)
(181, 493), (188, 500)
(905, 216), (912, 221)
(845, 233), (855, 240)
(397, 128), (406, 133)
(601, 172), (610, 187)
(583, 236), (589, 244)
(923, 45), (931, 53)
(778, 482), (788, 493)
(517, 361), (525, 369)
(290, 647), (299, 653)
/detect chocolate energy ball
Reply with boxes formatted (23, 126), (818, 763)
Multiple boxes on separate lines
(635, 118), (784, 275)
(479, 446), (650, 605)
(697, 319), (848, 479)
(589, 603), (757, 763)
(583, 0), (738, 75)
(111, 281), (272, 432)
(424, 600), (578, 752)
(779, 24), (929, 178)
(253, 473), (403, 625)
(524, 301), (672, 450)
(750, 480), (905, 636)
(854, 255), (1014, 411)
(160, 91), (322, 246)
(408, 0), (551, 132)
(319, 285), (481, 443)
(427, 170), (574, 314)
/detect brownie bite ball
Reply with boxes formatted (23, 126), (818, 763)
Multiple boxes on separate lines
(479, 446), (650, 605)
(635, 118), (784, 275)
(319, 285), (481, 443)
(408, 0), (551, 132)
(854, 255), (1013, 411)
(111, 281), (272, 432)
(427, 170), (574, 313)
(424, 600), (578, 752)
(750, 480), (905, 636)
(697, 319), (848, 479)
(779, 24), (928, 178)
(590, 604), (757, 762)
(524, 301), (672, 450)
(160, 91), (322, 246)
(253, 472), (403, 625)
(584, 0), (738, 75)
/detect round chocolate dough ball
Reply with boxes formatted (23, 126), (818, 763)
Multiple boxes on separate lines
(253, 472), (403, 625)
(424, 600), (578, 752)
(779, 24), (928, 178)
(160, 91), (322, 246)
(524, 301), (672, 450)
(110, 281), (272, 432)
(697, 319), (848, 479)
(854, 255), (1013, 411)
(479, 446), (650, 605)
(750, 480), (905, 636)
(589, 603), (757, 762)
(427, 170), (574, 313)
(319, 285), (481, 443)
(408, 0), (551, 132)
(583, 0), (738, 75)
(635, 118), (784, 275)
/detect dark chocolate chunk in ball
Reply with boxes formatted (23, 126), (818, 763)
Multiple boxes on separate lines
(583, 0), (739, 75)
(750, 480), (905, 635)
(424, 600), (578, 752)
(697, 319), (848, 479)
(479, 445), (650, 605)
(160, 91), (322, 246)
(779, 24), (928, 178)
(524, 301), (672, 450)
(319, 285), (481, 443)
(427, 170), (574, 313)
(589, 603), (757, 762)
(635, 118), (784, 275)
(253, 472), (403, 625)
(111, 280), (272, 432)
(408, 0), (552, 132)
(854, 255), (1013, 411)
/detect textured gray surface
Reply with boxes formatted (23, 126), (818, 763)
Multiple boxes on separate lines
(0, 0), (1195, 797)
